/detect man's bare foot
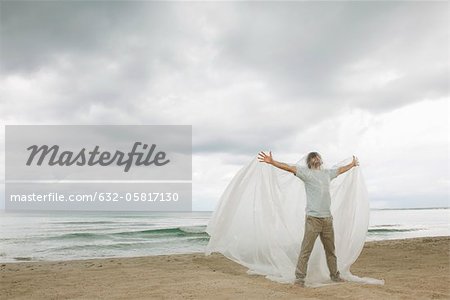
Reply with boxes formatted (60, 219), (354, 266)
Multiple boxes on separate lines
(294, 278), (305, 287)
(331, 277), (345, 283)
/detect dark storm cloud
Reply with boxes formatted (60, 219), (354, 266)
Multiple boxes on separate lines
(214, 1), (448, 111)
(1, 1), (170, 73)
(0, 1), (448, 155)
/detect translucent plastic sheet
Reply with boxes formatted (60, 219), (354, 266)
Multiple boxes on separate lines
(205, 154), (385, 287)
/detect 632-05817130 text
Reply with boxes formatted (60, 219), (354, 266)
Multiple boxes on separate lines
(9, 192), (180, 202)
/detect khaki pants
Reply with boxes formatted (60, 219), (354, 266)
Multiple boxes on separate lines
(295, 215), (340, 282)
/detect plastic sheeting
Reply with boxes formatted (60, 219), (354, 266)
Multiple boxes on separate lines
(205, 153), (385, 287)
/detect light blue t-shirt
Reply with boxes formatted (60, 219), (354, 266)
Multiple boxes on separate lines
(294, 165), (339, 218)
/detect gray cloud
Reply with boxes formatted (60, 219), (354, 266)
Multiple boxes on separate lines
(0, 1), (448, 209)
(215, 2), (448, 109)
(2, 2), (446, 122)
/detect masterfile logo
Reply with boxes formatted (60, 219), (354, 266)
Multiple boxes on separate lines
(26, 142), (170, 172)
(5, 125), (192, 212)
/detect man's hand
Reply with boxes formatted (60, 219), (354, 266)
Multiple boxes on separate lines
(351, 155), (359, 167)
(337, 155), (360, 175)
(257, 151), (296, 174)
(258, 151), (274, 165)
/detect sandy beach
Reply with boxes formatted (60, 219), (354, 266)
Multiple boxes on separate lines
(1, 236), (449, 300)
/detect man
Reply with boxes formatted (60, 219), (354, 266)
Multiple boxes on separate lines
(257, 151), (359, 287)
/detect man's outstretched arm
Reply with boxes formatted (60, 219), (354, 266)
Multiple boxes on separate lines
(337, 155), (359, 175)
(257, 151), (296, 174)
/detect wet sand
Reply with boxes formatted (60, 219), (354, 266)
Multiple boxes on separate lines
(1, 236), (449, 299)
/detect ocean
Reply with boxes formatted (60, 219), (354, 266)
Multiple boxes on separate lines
(0, 208), (448, 263)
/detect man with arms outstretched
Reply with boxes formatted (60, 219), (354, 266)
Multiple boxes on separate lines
(258, 151), (359, 287)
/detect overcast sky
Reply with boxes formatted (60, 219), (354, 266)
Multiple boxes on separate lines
(0, 1), (448, 210)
